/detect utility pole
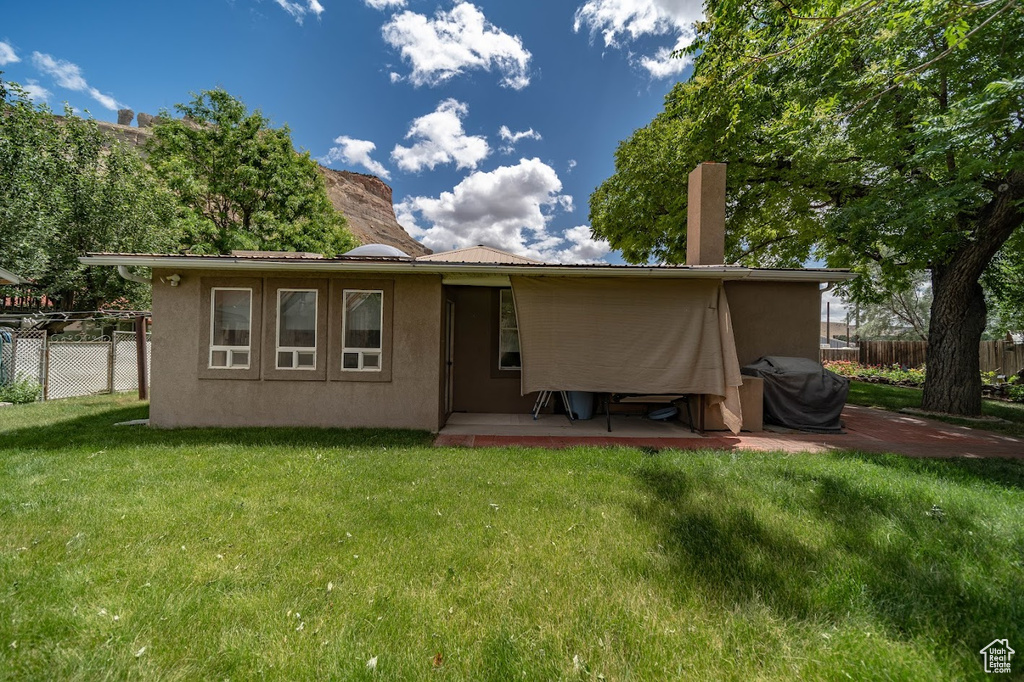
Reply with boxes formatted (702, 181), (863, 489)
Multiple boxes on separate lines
(826, 301), (831, 345)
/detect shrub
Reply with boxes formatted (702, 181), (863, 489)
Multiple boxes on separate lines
(1008, 385), (1024, 403)
(0, 378), (43, 404)
(824, 361), (926, 387)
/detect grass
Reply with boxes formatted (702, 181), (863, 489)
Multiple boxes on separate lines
(1, 394), (1023, 680)
(847, 381), (1024, 438)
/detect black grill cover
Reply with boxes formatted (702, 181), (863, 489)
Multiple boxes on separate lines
(741, 356), (849, 433)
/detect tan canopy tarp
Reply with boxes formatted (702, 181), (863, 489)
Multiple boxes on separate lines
(510, 276), (744, 433)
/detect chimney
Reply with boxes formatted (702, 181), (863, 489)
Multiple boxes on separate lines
(686, 162), (726, 265)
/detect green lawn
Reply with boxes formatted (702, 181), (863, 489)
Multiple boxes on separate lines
(2, 395), (1023, 680)
(847, 381), (1024, 438)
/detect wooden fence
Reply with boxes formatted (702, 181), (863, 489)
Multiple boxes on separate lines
(821, 340), (1024, 375)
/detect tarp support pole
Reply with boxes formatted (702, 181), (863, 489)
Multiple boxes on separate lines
(135, 314), (148, 401)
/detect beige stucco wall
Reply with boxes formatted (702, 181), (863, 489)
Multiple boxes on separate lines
(150, 268), (443, 430)
(725, 281), (821, 366)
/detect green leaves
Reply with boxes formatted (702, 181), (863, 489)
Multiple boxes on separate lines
(590, 0), (1024, 282)
(0, 79), (178, 311)
(146, 89), (357, 257)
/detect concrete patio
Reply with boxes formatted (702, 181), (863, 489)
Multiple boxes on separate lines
(434, 405), (1024, 458)
(439, 412), (702, 438)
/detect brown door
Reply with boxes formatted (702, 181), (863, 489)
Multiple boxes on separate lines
(444, 299), (455, 415)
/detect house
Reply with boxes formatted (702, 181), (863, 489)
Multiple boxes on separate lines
(81, 163), (855, 433)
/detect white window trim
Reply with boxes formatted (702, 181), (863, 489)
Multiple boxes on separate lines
(498, 288), (521, 371)
(342, 289), (384, 372)
(209, 287), (252, 370)
(276, 288), (318, 370)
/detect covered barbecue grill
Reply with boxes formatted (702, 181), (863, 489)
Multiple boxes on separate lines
(741, 356), (849, 433)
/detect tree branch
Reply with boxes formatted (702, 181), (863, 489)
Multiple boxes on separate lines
(733, 234), (795, 262)
(746, 0), (881, 63)
(843, 0), (1019, 116)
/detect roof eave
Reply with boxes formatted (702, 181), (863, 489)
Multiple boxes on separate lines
(0, 267), (25, 285)
(79, 254), (857, 282)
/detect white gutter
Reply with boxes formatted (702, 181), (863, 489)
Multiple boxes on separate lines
(82, 255), (857, 283)
(117, 264), (152, 285)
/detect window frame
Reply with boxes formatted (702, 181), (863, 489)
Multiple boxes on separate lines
(497, 288), (522, 371)
(208, 287), (253, 370)
(275, 287), (319, 371)
(328, 278), (393, 383)
(341, 288), (384, 372)
(198, 276), (262, 381)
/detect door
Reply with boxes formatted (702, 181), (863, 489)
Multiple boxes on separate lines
(444, 299), (455, 415)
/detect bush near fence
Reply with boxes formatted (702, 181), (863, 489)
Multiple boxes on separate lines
(824, 360), (927, 387)
(821, 340), (1024, 376)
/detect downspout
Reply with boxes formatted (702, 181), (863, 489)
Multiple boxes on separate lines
(118, 265), (151, 285)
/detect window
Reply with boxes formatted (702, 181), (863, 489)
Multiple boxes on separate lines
(342, 290), (383, 371)
(209, 288), (252, 369)
(498, 288), (521, 370)
(276, 289), (317, 369)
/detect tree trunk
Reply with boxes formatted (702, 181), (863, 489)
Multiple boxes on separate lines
(921, 266), (986, 415)
(921, 170), (1024, 415)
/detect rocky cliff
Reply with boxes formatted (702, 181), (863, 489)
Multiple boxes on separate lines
(94, 115), (429, 257)
(318, 168), (428, 256)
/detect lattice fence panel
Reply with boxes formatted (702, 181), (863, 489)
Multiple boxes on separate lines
(46, 342), (111, 399)
(113, 332), (152, 392)
(10, 331), (47, 384)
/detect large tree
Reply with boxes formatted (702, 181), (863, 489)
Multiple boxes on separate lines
(590, 0), (1024, 415)
(0, 78), (178, 311)
(147, 89), (356, 256)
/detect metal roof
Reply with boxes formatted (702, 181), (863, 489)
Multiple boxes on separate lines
(81, 252), (857, 283)
(416, 245), (544, 264)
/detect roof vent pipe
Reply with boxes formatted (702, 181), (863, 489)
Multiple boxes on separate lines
(686, 162), (727, 266)
(117, 265), (151, 285)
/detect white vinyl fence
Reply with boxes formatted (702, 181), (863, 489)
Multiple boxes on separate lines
(0, 329), (150, 400)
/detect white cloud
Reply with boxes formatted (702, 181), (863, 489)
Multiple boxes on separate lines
(31, 52), (126, 110)
(573, 0), (700, 79)
(821, 290), (851, 323)
(498, 125), (541, 154)
(0, 41), (19, 65)
(541, 225), (613, 263)
(395, 158), (607, 263)
(567, 159), (578, 173)
(272, 0), (324, 23)
(21, 79), (51, 103)
(364, 0), (405, 8)
(391, 99), (489, 173)
(382, 3), (532, 89)
(320, 135), (391, 179)
(639, 34), (694, 78)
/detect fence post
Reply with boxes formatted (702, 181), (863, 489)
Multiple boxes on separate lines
(135, 315), (148, 400)
(9, 332), (18, 384)
(42, 333), (50, 400)
(106, 338), (115, 394)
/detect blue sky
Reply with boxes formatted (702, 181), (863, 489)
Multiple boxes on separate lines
(0, 0), (706, 265)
